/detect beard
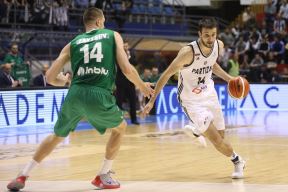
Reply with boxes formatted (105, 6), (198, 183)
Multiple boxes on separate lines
(201, 39), (214, 48)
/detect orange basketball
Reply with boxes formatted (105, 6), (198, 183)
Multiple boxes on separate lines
(228, 76), (250, 99)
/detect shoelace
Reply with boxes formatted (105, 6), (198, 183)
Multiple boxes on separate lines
(102, 170), (118, 184)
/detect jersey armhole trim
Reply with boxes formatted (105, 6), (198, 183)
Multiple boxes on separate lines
(183, 45), (194, 68)
(216, 39), (220, 60)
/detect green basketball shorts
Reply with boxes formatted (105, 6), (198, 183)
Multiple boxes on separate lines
(54, 85), (124, 137)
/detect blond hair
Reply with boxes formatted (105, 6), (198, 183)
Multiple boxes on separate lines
(83, 7), (104, 25)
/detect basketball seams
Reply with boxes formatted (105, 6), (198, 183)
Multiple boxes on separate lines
(239, 77), (245, 99)
(228, 80), (237, 99)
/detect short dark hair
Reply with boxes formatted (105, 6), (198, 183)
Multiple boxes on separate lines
(83, 7), (103, 25)
(198, 17), (218, 32)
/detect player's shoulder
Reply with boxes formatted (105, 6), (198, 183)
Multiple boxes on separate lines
(70, 32), (86, 44)
(216, 39), (224, 49)
(179, 45), (194, 56)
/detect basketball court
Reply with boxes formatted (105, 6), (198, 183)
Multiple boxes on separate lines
(1, 111), (288, 192)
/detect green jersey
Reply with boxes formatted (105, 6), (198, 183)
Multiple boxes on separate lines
(3, 53), (23, 65)
(70, 29), (116, 92)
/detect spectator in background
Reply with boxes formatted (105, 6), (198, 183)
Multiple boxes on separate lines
(219, 28), (235, 48)
(279, 0), (288, 22)
(273, 14), (286, 36)
(0, 63), (22, 88)
(271, 35), (285, 63)
(95, 0), (105, 9)
(141, 68), (152, 82)
(59, 0), (69, 30)
(153, 51), (168, 73)
(15, 0), (27, 23)
(150, 66), (160, 83)
(266, 52), (278, 68)
(103, 0), (114, 11)
(239, 54), (250, 77)
(250, 27), (262, 42)
(116, 41), (139, 125)
(235, 36), (249, 62)
(32, 64), (51, 87)
(242, 7), (255, 28)
(265, 0), (277, 32)
(4, 43), (24, 66)
(0, 0), (8, 23)
(74, 0), (89, 8)
(249, 53), (266, 82)
(50, 0), (69, 30)
(114, 0), (133, 32)
(250, 53), (265, 68)
(270, 68), (281, 82)
(247, 36), (261, 60)
(33, 0), (50, 24)
(227, 51), (240, 77)
(218, 44), (231, 70)
(258, 65), (270, 83)
(231, 23), (240, 39)
(258, 35), (270, 60)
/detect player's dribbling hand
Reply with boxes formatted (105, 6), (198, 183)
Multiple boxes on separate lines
(140, 82), (155, 99)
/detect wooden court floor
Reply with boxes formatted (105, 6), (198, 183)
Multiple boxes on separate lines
(1, 112), (288, 192)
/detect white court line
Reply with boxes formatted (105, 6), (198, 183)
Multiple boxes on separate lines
(1, 181), (288, 192)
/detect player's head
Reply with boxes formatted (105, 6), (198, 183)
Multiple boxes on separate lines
(123, 41), (129, 51)
(42, 64), (49, 75)
(198, 17), (218, 48)
(2, 63), (12, 74)
(83, 7), (105, 29)
(11, 43), (19, 54)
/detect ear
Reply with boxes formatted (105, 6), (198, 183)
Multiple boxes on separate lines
(96, 18), (101, 26)
(198, 31), (201, 37)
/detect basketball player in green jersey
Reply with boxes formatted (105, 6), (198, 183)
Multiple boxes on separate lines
(7, 8), (154, 191)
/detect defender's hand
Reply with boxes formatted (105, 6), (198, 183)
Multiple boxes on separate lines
(56, 72), (71, 86)
(143, 100), (155, 117)
(139, 82), (154, 99)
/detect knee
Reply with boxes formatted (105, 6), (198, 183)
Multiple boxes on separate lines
(51, 134), (65, 144)
(112, 121), (127, 135)
(218, 130), (225, 139)
(210, 137), (224, 147)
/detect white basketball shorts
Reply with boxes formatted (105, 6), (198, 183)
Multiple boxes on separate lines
(180, 91), (225, 135)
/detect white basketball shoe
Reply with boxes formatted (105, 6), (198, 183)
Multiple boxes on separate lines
(231, 156), (246, 179)
(184, 125), (207, 147)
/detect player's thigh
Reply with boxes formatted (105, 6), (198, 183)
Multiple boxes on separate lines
(209, 97), (225, 131)
(182, 103), (213, 135)
(84, 91), (124, 135)
(54, 97), (83, 137)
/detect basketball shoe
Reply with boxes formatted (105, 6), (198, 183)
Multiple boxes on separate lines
(91, 170), (120, 189)
(184, 124), (207, 147)
(7, 175), (28, 191)
(231, 156), (246, 179)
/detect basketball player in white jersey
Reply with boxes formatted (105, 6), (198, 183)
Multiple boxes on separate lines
(144, 17), (245, 179)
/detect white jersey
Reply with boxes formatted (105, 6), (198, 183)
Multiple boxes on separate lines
(178, 39), (219, 101)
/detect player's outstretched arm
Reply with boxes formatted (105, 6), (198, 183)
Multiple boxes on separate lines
(114, 32), (154, 98)
(46, 43), (71, 86)
(143, 46), (193, 115)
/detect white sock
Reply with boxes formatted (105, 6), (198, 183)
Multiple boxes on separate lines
(231, 151), (238, 160)
(98, 158), (113, 175)
(21, 159), (39, 176)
